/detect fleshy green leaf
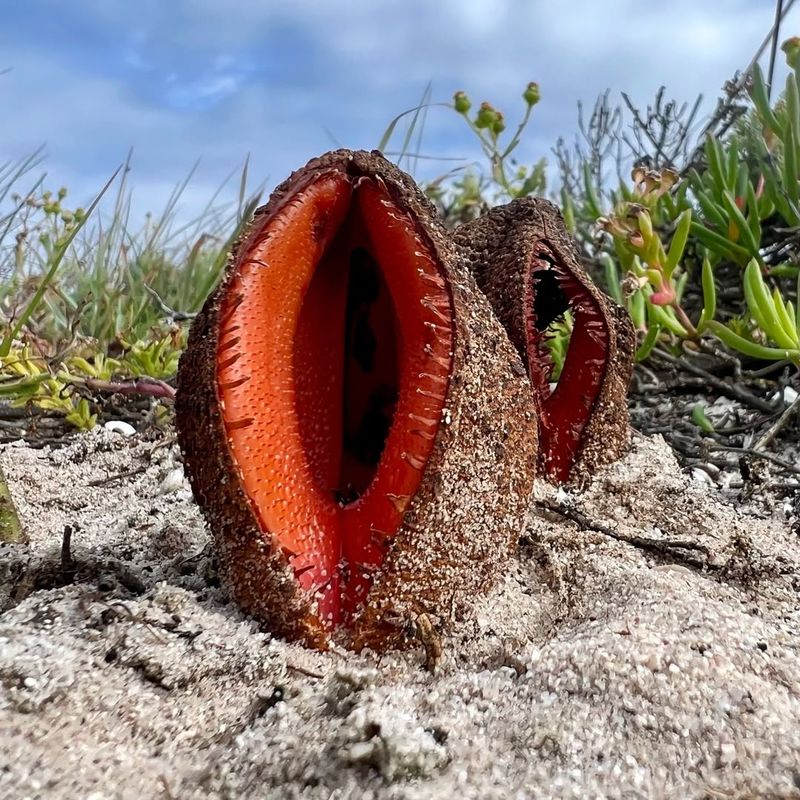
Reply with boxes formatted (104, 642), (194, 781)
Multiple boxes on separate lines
(648, 300), (688, 337)
(750, 63), (783, 135)
(665, 209), (691, 276)
(697, 255), (717, 332)
(689, 221), (750, 265)
(691, 403), (715, 433)
(706, 320), (800, 362)
(743, 259), (797, 349)
(721, 190), (760, 255)
(636, 321), (661, 361)
(601, 253), (623, 304)
(772, 287), (799, 346)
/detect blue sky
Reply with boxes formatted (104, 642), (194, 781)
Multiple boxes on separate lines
(1, 1), (796, 225)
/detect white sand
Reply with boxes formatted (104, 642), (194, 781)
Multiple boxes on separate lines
(1, 429), (799, 799)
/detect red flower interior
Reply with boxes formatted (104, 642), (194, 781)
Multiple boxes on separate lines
(215, 170), (454, 628)
(523, 245), (610, 481)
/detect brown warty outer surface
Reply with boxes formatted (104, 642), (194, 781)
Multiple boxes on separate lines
(454, 197), (635, 483)
(176, 149), (539, 651)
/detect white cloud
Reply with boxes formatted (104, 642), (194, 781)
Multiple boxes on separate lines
(164, 70), (250, 110)
(2, 0), (798, 227)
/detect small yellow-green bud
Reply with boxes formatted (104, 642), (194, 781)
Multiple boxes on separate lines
(782, 37), (800, 69)
(453, 91), (471, 114)
(637, 210), (654, 240)
(523, 82), (541, 106)
(57, 187), (68, 200)
(645, 268), (663, 285)
(475, 101), (498, 129)
(491, 111), (506, 136)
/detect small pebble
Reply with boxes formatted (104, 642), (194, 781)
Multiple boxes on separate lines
(782, 386), (798, 404)
(347, 742), (376, 762)
(690, 468), (714, 485)
(104, 420), (136, 437)
(644, 652), (662, 672)
(652, 564), (693, 577)
(158, 468), (186, 495)
(770, 386), (798, 404)
(719, 741), (737, 765)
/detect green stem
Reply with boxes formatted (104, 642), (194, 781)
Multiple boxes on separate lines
(672, 302), (698, 338)
(500, 103), (534, 159)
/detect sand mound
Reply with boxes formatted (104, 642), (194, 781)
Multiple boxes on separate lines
(1, 429), (799, 799)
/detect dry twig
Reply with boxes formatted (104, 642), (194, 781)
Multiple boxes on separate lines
(534, 498), (712, 569)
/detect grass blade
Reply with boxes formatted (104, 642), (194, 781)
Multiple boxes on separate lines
(0, 167), (121, 356)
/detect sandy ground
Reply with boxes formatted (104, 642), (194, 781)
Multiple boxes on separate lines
(0, 428), (799, 800)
